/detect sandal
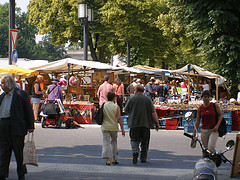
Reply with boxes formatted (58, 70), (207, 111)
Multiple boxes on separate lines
(112, 160), (119, 164)
(105, 162), (111, 166)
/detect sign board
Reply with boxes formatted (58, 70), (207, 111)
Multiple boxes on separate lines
(12, 49), (18, 64)
(230, 134), (240, 178)
(10, 29), (19, 49)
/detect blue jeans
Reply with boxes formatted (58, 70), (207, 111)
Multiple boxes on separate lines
(130, 127), (150, 161)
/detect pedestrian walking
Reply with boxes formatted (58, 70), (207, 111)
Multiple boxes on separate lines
(97, 75), (115, 107)
(113, 77), (124, 115)
(193, 90), (223, 154)
(101, 92), (125, 165)
(124, 85), (159, 164)
(0, 75), (35, 180)
(31, 75), (44, 122)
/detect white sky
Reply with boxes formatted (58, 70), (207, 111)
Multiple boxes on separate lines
(0, 0), (30, 13)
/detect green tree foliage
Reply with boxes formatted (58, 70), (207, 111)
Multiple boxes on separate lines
(28, 0), (191, 67)
(159, 0), (240, 96)
(0, 3), (68, 61)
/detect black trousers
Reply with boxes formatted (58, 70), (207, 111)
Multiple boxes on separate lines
(0, 120), (27, 178)
(130, 127), (150, 161)
(116, 95), (123, 116)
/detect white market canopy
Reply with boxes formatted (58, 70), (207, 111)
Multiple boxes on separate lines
(168, 64), (226, 85)
(29, 58), (115, 73)
(133, 65), (171, 75)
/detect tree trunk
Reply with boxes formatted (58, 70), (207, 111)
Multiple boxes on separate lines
(88, 33), (98, 61)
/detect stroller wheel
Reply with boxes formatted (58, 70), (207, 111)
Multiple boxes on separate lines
(41, 117), (47, 128)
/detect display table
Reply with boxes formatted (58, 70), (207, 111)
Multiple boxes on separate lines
(62, 103), (95, 124)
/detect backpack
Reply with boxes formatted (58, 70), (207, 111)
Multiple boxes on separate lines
(213, 103), (227, 137)
(158, 85), (168, 98)
(93, 103), (105, 125)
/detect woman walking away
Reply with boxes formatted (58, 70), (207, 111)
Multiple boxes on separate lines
(193, 90), (223, 154)
(101, 92), (125, 165)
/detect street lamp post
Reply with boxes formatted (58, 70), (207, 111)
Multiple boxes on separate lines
(78, 1), (94, 61)
(9, 0), (15, 65)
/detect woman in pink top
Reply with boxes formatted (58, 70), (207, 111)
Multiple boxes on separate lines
(113, 77), (124, 115)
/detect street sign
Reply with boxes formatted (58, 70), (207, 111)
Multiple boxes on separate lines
(10, 29), (19, 49)
(12, 49), (18, 64)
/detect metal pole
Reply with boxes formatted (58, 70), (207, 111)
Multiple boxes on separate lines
(127, 42), (130, 67)
(9, 0), (15, 65)
(83, 22), (88, 60)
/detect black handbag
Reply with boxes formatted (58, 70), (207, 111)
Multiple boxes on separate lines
(93, 103), (105, 125)
(41, 103), (58, 115)
(214, 103), (227, 137)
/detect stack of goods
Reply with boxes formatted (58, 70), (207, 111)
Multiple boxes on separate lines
(222, 111), (232, 132)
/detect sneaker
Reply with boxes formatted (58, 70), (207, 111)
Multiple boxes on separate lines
(133, 152), (138, 164)
(141, 159), (147, 163)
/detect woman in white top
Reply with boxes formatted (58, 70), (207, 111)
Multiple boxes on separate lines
(101, 92), (125, 165)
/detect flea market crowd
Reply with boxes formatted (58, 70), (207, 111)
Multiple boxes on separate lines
(0, 73), (240, 180)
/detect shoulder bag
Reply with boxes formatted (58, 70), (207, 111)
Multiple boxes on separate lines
(213, 103), (227, 137)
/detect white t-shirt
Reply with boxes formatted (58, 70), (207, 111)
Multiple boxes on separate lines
(202, 84), (210, 91)
(237, 92), (240, 103)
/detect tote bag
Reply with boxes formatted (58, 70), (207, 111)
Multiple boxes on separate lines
(23, 132), (38, 166)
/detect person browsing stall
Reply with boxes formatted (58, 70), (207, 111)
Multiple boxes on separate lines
(97, 75), (115, 107)
(193, 90), (223, 154)
(101, 92), (125, 165)
(0, 75), (35, 180)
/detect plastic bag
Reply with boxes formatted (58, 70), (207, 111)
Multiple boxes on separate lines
(23, 133), (38, 166)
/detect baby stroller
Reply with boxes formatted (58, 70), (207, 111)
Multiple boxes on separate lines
(40, 99), (65, 128)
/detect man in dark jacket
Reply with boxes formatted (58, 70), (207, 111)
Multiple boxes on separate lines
(0, 75), (35, 180)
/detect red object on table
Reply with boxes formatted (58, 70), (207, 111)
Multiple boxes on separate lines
(155, 107), (175, 117)
(62, 103), (95, 124)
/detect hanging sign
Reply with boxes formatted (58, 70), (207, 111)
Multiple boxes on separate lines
(10, 29), (19, 49)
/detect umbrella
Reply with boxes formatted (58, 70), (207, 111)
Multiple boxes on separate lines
(0, 65), (39, 78)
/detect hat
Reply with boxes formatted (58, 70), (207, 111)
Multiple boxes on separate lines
(136, 78), (141, 82)
(150, 77), (155, 81)
(52, 78), (59, 84)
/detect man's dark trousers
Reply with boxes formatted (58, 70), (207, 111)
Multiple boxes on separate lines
(0, 119), (27, 178)
(130, 127), (150, 161)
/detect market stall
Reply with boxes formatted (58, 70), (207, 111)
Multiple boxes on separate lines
(29, 58), (117, 124)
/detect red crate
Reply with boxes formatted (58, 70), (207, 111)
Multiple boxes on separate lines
(165, 125), (177, 130)
(166, 119), (178, 126)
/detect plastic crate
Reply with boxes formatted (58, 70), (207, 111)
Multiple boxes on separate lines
(224, 118), (232, 125)
(160, 120), (166, 126)
(184, 125), (195, 133)
(123, 124), (130, 131)
(166, 119), (177, 126)
(165, 125), (177, 130)
(222, 111), (231, 119)
(226, 125), (231, 132)
(184, 125), (201, 133)
(121, 116), (128, 125)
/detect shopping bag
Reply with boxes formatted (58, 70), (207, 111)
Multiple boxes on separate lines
(93, 103), (105, 125)
(23, 133), (38, 166)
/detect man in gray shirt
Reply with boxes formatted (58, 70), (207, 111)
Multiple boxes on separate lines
(124, 85), (159, 164)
